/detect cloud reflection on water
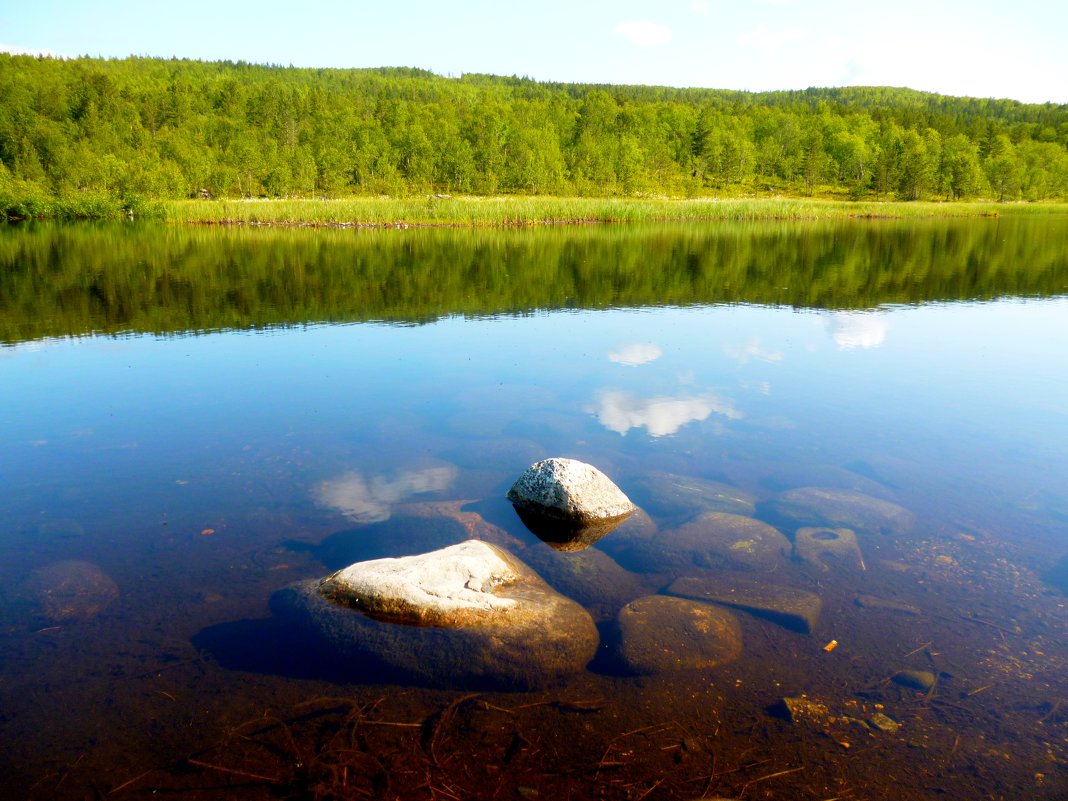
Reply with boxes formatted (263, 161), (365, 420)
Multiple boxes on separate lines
(724, 336), (784, 364)
(593, 390), (742, 437)
(314, 465), (458, 523)
(830, 313), (889, 349)
(608, 343), (663, 366)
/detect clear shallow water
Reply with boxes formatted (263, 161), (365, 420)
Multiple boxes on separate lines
(1, 219), (1068, 800)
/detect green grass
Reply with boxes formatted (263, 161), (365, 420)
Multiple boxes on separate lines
(6, 190), (1068, 226)
(161, 195), (1068, 227)
(0, 188), (166, 221)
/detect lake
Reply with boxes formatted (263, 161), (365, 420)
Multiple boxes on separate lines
(2, 217), (1068, 800)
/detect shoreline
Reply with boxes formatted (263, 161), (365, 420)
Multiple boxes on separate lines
(160, 196), (1064, 228)
(7, 195), (1068, 226)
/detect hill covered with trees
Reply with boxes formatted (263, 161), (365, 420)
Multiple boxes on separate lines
(2, 54), (1067, 215)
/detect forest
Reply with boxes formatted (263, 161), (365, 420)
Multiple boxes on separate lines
(2, 54), (1068, 216)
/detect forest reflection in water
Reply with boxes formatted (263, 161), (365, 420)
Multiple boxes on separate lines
(0, 219), (1067, 800)
(2, 215), (1068, 343)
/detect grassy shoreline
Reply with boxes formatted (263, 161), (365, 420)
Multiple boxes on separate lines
(160, 196), (1068, 227)
(5, 193), (1068, 226)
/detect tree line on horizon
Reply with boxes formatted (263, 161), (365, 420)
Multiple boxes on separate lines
(2, 54), (1067, 213)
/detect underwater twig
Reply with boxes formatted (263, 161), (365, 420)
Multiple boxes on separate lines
(1039, 699), (1064, 723)
(949, 613), (1020, 635)
(107, 769), (153, 795)
(424, 693), (481, 766)
(185, 758), (280, 783)
(903, 641), (932, 658)
(634, 777), (665, 800)
(738, 766), (803, 798)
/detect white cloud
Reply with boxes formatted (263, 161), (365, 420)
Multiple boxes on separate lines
(724, 337), (783, 364)
(830, 313), (888, 350)
(609, 342), (662, 366)
(614, 20), (673, 47)
(593, 390), (741, 437)
(314, 465), (457, 524)
(738, 24), (808, 52)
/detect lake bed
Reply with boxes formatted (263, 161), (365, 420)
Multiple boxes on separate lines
(2, 218), (1067, 800)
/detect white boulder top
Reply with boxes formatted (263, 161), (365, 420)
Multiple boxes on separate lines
(508, 457), (635, 521)
(324, 540), (519, 616)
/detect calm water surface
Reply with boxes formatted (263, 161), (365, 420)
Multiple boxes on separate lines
(1, 219), (1068, 800)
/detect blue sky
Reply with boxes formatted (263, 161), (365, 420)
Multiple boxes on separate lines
(3, 0), (1066, 104)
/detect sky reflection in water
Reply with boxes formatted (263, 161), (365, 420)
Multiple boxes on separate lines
(3, 298), (1067, 547)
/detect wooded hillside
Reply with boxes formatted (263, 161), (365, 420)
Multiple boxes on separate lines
(2, 55), (1067, 211)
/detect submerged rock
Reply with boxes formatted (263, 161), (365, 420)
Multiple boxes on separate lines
(272, 540), (598, 689)
(614, 595), (742, 675)
(603, 511), (789, 574)
(770, 695), (897, 738)
(868, 711), (902, 733)
(515, 543), (650, 622)
(507, 458), (635, 532)
(629, 471), (756, 524)
(892, 669), (937, 692)
(854, 594), (920, 615)
(17, 560), (119, 623)
(769, 695), (835, 726)
(793, 527), (866, 572)
(668, 573), (822, 634)
(767, 487), (914, 536)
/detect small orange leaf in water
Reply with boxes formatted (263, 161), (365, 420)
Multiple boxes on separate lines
(823, 639), (839, 652)
(200, 528), (215, 536)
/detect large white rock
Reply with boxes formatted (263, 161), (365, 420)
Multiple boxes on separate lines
(507, 458), (635, 524)
(320, 540), (521, 625)
(272, 540), (599, 689)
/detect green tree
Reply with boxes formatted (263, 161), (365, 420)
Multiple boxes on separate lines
(984, 135), (1022, 201)
(941, 134), (982, 200)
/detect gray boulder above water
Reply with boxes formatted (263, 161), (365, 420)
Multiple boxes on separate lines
(272, 540), (599, 689)
(768, 486), (914, 536)
(507, 458), (636, 549)
(508, 457), (635, 524)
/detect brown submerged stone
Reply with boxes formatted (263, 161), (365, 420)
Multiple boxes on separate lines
(668, 573), (822, 634)
(614, 595), (742, 675)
